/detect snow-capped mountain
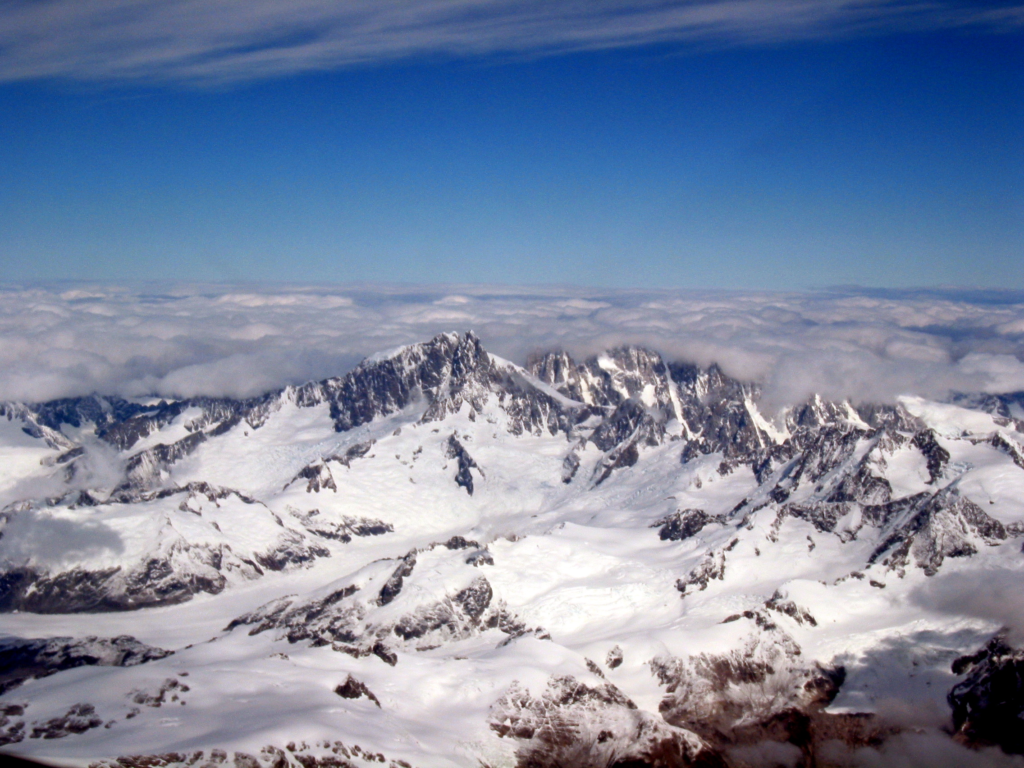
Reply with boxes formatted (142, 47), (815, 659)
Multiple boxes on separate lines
(1, 331), (1023, 767)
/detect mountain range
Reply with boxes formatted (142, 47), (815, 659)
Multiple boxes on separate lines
(1, 331), (1022, 768)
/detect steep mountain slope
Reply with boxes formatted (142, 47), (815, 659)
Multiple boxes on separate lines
(0, 332), (1022, 767)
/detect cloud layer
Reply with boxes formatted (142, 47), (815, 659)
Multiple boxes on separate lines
(2, 0), (1022, 84)
(0, 283), (1022, 409)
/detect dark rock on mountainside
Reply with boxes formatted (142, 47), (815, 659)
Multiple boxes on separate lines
(912, 429), (950, 484)
(949, 635), (1024, 755)
(0, 522), (331, 612)
(334, 675), (381, 708)
(649, 631), (892, 766)
(445, 435), (482, 495)
(530, 346), (677, 412)
(88, 741), (412, 768)
(655, 509), (724, 541)
(288, 461), (338, 493)
(491, 674), (725, 768)
(378, 552), (417, 606)
(991, 432), (1024, 470)
(0, 635), (172, 695)
(589, 399), (664, 453)
(869, 488), (1007, 576)
(296, 332), (580, 438)
(952, 391), (1024, 427)
(0, 562), (228, 614)
(591, 440), (640, 486)
(290, 509), (392, 543)
(28, 393), (280, 453)
(229, 546), (540, 659)
(120, 431), (208, 490)
(30, 702), (104, 740)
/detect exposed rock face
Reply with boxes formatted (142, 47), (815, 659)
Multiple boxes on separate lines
(289, 509), (392, 543)
(227, 547), (539, 659)
(530, 347), (686, 484)
(650, 629), (877, 767)
(29, 702), (104, 740)
(912, 429), (950, 484)
(991, 431), (1024, 470)
(869, 487), (1007, 576)
(377, 552), (417, 607)
(445, 435), (482, 495)
(589, 399), (665, 453)
(949, 636), (1024, 755)
(530, 346), (678, 414)
(606, 646), (624, 670)
(0, 402), (77, 451)
(289, 461), (337, 493)
(673, 363), (768, 465)
(0, 702), (26, 746)
(953, 390), (1024, 428)
(296, 332), (579, 438)
(0, 561), (227, 614)
(655, 509), (721, 541)
(0, 635), (172, 695)
(653, 629), (841, 736)
(121, 432), (208, 491)
(490, 674), (723, 768)
(31, 394), (280, 453)
(334, 675), (380, 708)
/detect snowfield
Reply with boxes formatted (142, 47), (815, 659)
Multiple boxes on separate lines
(0, 332), (1022, 767)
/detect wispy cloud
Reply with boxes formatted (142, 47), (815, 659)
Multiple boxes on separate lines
(1, 1), (1021, 84)
(0, 283), (1022, 408)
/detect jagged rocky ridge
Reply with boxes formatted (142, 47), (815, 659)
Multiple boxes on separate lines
(489, 674), (719, 768)
(0, 636), (172, 696)
(0, 331), (1023, 766)
(227, 538), (539, 663)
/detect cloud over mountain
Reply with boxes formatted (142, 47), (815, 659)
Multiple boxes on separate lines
(0, 283), (1022, 408)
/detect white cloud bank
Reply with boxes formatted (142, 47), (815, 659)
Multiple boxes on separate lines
(0, 283), (1022, 408)
(1, 0), (1022, 84)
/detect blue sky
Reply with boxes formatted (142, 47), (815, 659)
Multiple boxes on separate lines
(0, 1), (1021, 290)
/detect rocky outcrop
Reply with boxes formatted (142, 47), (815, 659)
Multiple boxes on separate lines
(870, 487), (1007, 576)
(653, 629), (838, 734)
(334, 675), (381, 708)
(121, 432), (208, 490)
(0, 402), (76, 451)
(655, 509), (725, 541)
(296, 332), (580, 438)
(445, 435), (482, 495)
(228, 549), (540, 659)
(490, 674), (722, 768)
(949, 635), (1024, 755)
(529, 346), (678, 412)
(0, 635), (172, 695)
(377, 552), (417, 606)
(288, 461), (337, 493)
(650, 629), (866, 767)
(290, 509), (392, 543)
